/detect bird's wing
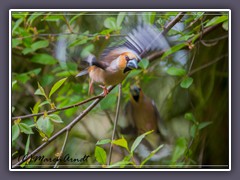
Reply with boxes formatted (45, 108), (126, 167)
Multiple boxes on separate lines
(99, 23), (169, 63)
(121, 101), (137, 135)
(123, 24), (169, 58)
(151, 100), (168, 139)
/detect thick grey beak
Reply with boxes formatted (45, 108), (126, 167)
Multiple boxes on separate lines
(127, 59), (138, 69)
(130, 85), (141, 96)
(76, 69), (88, 77)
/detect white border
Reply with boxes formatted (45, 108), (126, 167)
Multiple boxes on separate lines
(9, 9), (231, 171)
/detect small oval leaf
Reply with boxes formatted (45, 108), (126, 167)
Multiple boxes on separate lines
(112, 137), (129, 151)
(19, 123), (33, 134)
(180, 77), (193, 88)
(31, 54), (58, 65)
(36, 116), (54, 137)
(48, 114), (63, 123)
(96, 139), (111, 145)
(130, 130), (154, 153)
(95, 146), (107, 165)
(49, 77), (67, 98)
(12, 124), (20, 141)
(167, 67), (186, 76)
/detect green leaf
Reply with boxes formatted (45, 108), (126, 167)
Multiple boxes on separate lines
(12, 80), (17, 88)
(31, 40), (49, 51)
(96, 139), (111, 145)
(198, 121), (213, 130)
(41, 74), (55, 86)
(48, 114), (63, 123)
(27, 12), (44, 25)
(95, 146), (107, 165)
(138, 59), (149, 69)
(184, 113), (197, 123)
(104, 17), (117, 30)
(15, 73), (30, 84)
(112, 137), (129, 151)
(180, 76), (193, 88)
(222, 21), (228, 31)
(205, 15), (228, 27)
(30, 54), (58, 65)
(31, 101), (41, 122)
(25, 135), (31, 155)
(140, 144), (164, 167)
(12, 18), (24, 34)
(100, 90), (117, 110)
(22, 47), (33, 55)
(125, 69), (142, 79)
(162, 43), (186, 59)
(12, 124), (20, 141)
(117, 12), (126, 27)
(108, 156), (131, 168)
(81, 44), (95, 58)
(69, 12), (86, 24)
(12, 38), (22, 48)
(171, 137), (187, 164)
(167, 67), (186, 76)
(35, 82), (48, 99)
(190, 125), (197, 138)
(142, 12), (156, 24)
(36, 116), (54, 137)
(130, 130), (154, 153)
(49, 77), (67, 98)
(12, 106), (15, 113)
(42, 14), (63, 22)
(68, 38), (88, 48)
(19, 123), (34, 134)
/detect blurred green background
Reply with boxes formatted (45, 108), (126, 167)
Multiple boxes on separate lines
(11, 11), (229, 168)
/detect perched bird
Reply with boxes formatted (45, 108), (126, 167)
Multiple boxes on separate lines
(76, 24), (169, 95)
(123, 85), (171, 161)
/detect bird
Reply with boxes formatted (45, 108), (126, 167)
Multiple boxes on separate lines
(76, 24), (169, 95)
(123, 85), (171, 161)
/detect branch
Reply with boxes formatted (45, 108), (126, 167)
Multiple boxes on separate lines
(12, 94), (104, 121)
(162, 12), (187, 35)
(148, 23), (223, 62)
(13, 33), (126, 40)
(107, 84), (122, 165)
(12, 86), (115, 168)
(54, 130), (69, 168)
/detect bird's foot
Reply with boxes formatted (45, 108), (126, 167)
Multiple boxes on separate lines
(99, 85), (109, 96)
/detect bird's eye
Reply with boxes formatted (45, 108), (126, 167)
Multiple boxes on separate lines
(125, 55), (129, 61)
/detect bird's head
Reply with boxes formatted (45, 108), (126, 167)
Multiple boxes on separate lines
(130, 85), (143, 102)
(118, 52), (140, 73)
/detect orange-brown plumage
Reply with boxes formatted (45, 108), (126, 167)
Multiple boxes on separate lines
(76, 24), (169, 95)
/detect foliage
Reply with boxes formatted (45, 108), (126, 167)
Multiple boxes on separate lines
(11, 11), (229, 169)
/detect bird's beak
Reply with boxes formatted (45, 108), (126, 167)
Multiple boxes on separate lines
(130, 85), (141, 96)
(76, 70), (88, 77)
(127, 59), (138, 70)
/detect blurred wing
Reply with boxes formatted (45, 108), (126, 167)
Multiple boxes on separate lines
(100, 23), (169, 62)
(121, 101), (137, 135)
(151, 100), (168, 139)
(124, 24), (170, 58)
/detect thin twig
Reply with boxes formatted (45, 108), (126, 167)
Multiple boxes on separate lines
(13, 33), (126, 40)
(12, 94), (104, 121)
(12, 86), (115, 168)
(107, 84), (122, 165)
(148, 23), (223, 62)
(62, 15), (73, 33)
(189, 54), (228, 76)
(53, 130), (69, 168)
(162, 12), (187, 35)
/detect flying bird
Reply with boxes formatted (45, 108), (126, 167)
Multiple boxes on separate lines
(76, 24), (169, 95)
